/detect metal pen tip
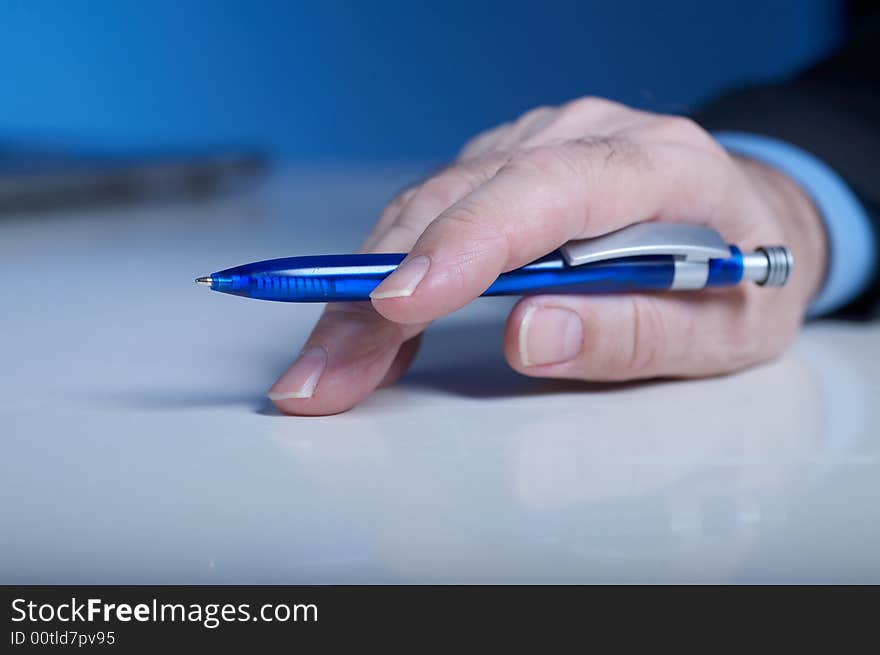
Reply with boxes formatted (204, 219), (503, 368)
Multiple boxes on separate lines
(195, 276), (213, 287)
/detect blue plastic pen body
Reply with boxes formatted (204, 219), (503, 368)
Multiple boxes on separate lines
(208, 247), (744, 302)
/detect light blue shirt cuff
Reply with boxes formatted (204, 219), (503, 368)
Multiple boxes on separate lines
(713, 131), (876, 317)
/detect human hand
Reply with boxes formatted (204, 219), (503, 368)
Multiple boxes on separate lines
(268, 97), (828, 415)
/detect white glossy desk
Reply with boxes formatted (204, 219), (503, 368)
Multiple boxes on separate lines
(2, 166), (878, 583)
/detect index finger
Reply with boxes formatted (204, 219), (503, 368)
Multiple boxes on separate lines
(369, 137), (737, 325)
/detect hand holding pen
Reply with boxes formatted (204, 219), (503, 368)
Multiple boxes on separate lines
(235, 98), (828, 415)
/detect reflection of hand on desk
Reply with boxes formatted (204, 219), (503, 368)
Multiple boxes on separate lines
(269, 306), (876, 582)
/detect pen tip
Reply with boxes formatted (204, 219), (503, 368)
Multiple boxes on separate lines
(195, 276), (213, 287)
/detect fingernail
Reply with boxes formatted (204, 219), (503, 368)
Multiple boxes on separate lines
(370, 255), (431, 299)
(519, 306), (583, 367)
(268, 347), (327, 400)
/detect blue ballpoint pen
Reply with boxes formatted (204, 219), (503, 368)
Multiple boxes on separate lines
(195, 223), (793, 302)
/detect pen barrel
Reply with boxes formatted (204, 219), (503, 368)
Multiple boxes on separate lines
(208, 249), (748, 302)
(211, 253), (405, 302)
(214, 273), (339, 300)
(485, 255), (676, 295)
(485, 248), (744, 296)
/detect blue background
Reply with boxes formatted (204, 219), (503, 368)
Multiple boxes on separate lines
(0, 0), (843, 160)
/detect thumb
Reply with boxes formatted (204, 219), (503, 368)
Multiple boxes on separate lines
(503, 290), (783, 381)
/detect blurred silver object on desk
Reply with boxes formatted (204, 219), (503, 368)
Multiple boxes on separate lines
(0, 139), (267, 213)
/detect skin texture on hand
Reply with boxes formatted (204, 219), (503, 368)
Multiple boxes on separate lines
(268, 97), (828, 416)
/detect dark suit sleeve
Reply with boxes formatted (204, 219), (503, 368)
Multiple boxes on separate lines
(694, 11), (880, 317)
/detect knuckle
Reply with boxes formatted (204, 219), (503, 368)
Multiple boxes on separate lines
(441, 199), (511, 262)
(656, 115), (702, 136)
(575, 297), (671, 379)
(458, 122), (513, 159)
(516, 105), (553, 126)
(441, 199), (485, 232)
(512, 106), (556, 138)
(423, 156), (504, 203)
(624, 296), (668, 375)
(567, 135), (646, 177)
(562, 95), (621, 116)
(647, 115), (723, 151)
(442, 198), (503, 243)
(377, 186), (417, 223)
(571, 134), (632, 157)
(508, 143), (582, 179)
(390, 186), (417, 209)
(416, 169), (475, 207)
(458, 135), (491, 160)
(378, 220), (423, 248)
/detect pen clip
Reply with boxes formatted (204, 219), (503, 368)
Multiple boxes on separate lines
(560, 222), (731, 266)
